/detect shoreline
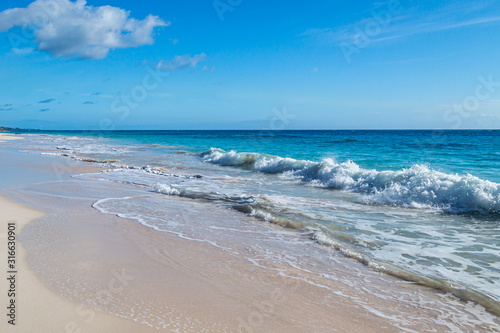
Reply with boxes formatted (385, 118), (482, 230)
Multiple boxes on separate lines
(0, 145), (394, 332)
(0, 133), (24, 143)
(1, 135), (499, 331)
(10, 167), (395, 332)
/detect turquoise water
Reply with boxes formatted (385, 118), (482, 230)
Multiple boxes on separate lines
(9, 130), (500, 314)
(35, 130), (500, 182)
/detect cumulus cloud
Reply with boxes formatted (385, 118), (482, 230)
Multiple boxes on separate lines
(39, 98), (56, 103)
(157, 53), (206, 71)
(0, 0), (168, 59)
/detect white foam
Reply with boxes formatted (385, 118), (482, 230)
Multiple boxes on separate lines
(201, 148), (500, 214)
(154, 183), (182, 196)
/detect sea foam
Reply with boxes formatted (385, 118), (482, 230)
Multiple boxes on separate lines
(201, 148), (500, 214)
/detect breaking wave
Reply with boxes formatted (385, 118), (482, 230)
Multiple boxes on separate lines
(200, 148), (500, 214)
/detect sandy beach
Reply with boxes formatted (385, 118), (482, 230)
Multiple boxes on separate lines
(0, 133), (24, 143)
(0, 136), (160, 332)
(0, 195), (161, 333)
(0, 135), (499, 332)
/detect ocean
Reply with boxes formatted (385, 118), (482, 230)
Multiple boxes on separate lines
(9, 129), (500, 315)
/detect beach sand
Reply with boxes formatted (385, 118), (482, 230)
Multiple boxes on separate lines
(0, 139), (498, 332)
(0, 133), (24, 143)
(0, 195), (160, 333)
(10, 178), (394, 332)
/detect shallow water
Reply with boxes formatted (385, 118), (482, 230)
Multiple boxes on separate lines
(4, 130), (500, 314)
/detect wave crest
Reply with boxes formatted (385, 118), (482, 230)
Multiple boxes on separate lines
(200, 148), (500, 214)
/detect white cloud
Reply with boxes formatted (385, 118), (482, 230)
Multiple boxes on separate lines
(157, 53), (206, 71)
(0, 0), (168, 59)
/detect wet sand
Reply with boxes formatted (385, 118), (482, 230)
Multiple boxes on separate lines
(9, 176), (395, 332)
(0, 194), (161, 333)
(0, 140), (499, 332)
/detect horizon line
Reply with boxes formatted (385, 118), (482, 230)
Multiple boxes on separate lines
(3, 128), (500, 132)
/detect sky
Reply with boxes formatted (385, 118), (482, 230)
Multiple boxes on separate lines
(0, 0), (499, 130)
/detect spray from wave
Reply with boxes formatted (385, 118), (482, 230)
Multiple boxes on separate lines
(200, 148), (500, 214)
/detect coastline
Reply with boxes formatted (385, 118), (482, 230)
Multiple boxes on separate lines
(1, 0), (499, 331)
(5, 160), (392, 332)
(0, 142), (392, 332)
(0, 135), (499, 331)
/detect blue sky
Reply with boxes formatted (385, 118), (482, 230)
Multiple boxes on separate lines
(0, 0), (499, 129)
